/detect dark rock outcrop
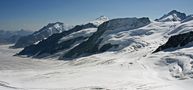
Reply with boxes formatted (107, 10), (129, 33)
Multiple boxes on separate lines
(154, 31), (193, 53)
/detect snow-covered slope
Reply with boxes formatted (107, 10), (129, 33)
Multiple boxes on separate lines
(11, 22), (70, 48)
(58, 28), (97, 44)
(153, 18), (193, 52)
(155, 10), (187, 22)
(182, 15), (193, 23)
(16, 16), (110, 58)
(62, 17), (151, 59)
(1, 43), (193, 90)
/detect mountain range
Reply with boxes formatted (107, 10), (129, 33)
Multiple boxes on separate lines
(16, 16), (109, 58)
(11, 22), (73, 48)
(11, 16), (108, 49)
(17, 10), (193, 59)
(0, 29), (32, 45)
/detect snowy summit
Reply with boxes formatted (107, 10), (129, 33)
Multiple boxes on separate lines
(156, 10), (187, 22)
(89, 16), (109, 26)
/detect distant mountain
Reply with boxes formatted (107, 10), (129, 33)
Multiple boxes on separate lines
(16, 16), (109, 58)
(155, 10), (187, 22)
(17, 23), (97, 58)
(89, 16), (109, 26)
(11, 22), (72, 48)
(0, 29), (32, 45)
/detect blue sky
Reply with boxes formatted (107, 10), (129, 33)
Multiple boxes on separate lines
(0, 0), (193, 31)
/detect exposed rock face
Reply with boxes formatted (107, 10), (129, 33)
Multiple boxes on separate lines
(155, 10), (187, 22)
(17, 23), (97, 58)
(62, 17), (151, 59)
(154, 31), (193, 53)
(12, 22), (66, 48)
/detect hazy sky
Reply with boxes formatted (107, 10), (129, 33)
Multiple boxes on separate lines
(0, 0), (193, 31)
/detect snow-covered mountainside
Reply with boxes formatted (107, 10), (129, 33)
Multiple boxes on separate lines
(0, 29), (32, 45)
(17, 17), (150, 59)
(62, 17), (151, 59)
(154, 31), (193, 53)
(182, 15), (193, 23)
(155, 10), (187, 22)
(17, 23), (97, 58)
(154, 19), (193, 53)
(11, 22), (70, 48)
(16, 16), (109, 58)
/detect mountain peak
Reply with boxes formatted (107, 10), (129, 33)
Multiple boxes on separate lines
(90, 16), (109, 26)
(95, 16), (109, 21)
(156, 10), (187, 22)
(42, 22), (73, 31)
(46, 22), (63, 27)
(168, 10), (186, 16)
(169, 10), (179, 14)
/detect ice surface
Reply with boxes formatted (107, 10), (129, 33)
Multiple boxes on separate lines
(0, 44), (193, 90)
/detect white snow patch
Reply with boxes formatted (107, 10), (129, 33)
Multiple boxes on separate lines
(59, 28), (97, 43)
